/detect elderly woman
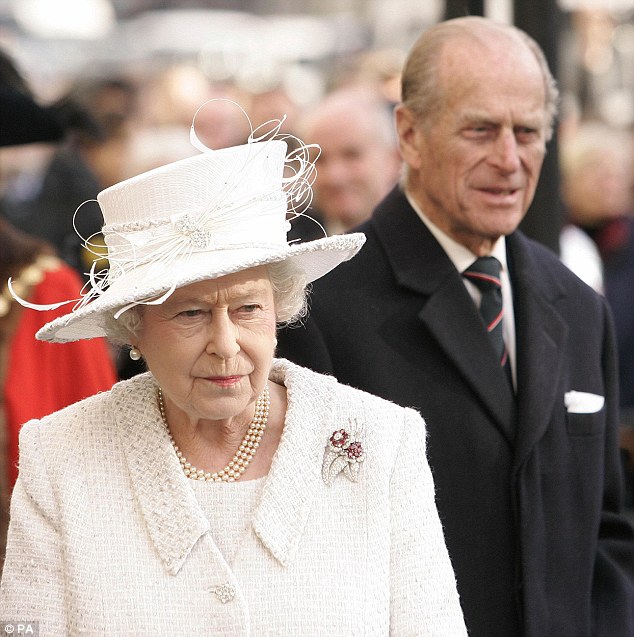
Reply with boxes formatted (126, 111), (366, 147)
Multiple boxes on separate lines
(0, 124), (466, 636)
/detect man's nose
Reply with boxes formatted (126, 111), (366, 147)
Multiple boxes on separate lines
(489, 130), (521, 173)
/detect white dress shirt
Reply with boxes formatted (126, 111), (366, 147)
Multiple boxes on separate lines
(406, 192), (517, 387)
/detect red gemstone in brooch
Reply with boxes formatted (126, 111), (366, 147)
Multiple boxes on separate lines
(322, 424), (365, 485)
(329, 429), (349, 449)
(346, 441), (364, 461)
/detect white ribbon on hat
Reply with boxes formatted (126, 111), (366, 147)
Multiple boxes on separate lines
(9, 99), (323, 317)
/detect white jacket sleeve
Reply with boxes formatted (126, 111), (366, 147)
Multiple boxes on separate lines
(0, 421), (67, 636)
(389, 408), (468, 636)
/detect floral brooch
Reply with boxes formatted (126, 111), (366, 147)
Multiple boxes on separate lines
(322, 424), (365, 486)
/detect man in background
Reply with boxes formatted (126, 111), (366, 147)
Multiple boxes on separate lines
(299, 87), (401, 236)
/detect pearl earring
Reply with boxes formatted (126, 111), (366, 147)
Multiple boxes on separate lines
(129, 346), (141, 361)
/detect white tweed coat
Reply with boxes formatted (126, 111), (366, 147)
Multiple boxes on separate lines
(1, 359), (466, 636)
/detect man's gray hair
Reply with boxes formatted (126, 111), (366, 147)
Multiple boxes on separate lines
(400, 16), (559, 141)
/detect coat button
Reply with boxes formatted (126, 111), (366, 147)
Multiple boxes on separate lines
(213, 582), (236, 603)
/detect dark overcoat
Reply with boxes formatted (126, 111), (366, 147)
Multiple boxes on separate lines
(278, 187), (634, 637)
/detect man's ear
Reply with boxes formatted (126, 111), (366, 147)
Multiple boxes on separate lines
(394, 105), (424, 171)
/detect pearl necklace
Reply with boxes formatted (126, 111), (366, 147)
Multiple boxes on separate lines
(157, 386), (270, 482)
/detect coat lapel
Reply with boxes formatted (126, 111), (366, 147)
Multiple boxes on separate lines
(508, 234), (569, 470)
(372, 188), (516, 442)
(116, 366), (340, 573)
(251, 359), (338, 566)
(115, 374), (210, 575)
(418, 280), (517, 442)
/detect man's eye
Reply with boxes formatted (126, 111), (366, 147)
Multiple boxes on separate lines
(515, 127), (540, 141)
(463, 126), (492, 139)
(240, 304), (260, 313)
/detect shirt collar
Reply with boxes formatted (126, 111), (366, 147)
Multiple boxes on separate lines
(405, 190), (508, 273)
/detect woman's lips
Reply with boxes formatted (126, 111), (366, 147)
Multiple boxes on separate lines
(206, 375), (243, 387)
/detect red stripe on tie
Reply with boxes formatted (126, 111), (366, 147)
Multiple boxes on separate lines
(488, 309), (504, 332)
(463, 272), (501, 286)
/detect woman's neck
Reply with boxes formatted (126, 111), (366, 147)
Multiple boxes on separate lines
(162, 382), (286, 480)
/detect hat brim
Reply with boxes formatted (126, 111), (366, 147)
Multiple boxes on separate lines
(36, 233), (365, 342)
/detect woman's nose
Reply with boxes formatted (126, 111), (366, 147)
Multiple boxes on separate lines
(206, 314), (240, 359)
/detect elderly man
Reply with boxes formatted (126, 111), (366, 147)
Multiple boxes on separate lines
(301, 87), (401, 235)
(279, 16), (634, 637)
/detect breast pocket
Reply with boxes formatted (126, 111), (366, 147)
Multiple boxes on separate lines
(566, 410), (605, 436)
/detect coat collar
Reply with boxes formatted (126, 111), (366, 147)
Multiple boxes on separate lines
(371, 188), (517, 440)
(371, 186), (457, 297)
(252, 359), (338, 566)
(115, 362), (338, 574)
(114, 373), (210, 575)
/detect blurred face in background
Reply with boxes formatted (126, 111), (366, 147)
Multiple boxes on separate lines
(306, 91), (401, 232)
(562, 146), (632, 227)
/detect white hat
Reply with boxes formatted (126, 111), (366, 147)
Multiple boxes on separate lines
(24, 137), (364, 342)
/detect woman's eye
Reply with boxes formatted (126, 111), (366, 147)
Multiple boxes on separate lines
(240, 304), (260, 313)
(179, 309), (203, 318)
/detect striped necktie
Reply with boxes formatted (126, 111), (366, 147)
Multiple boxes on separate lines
(462, 256), (508, 368)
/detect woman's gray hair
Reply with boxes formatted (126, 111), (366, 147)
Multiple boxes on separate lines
(268, 259), (309, 325)
(401, 16), (559, 141)
(103, 260), (309, 345)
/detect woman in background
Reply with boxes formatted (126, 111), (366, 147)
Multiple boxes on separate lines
(0, 50), (117, 567)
